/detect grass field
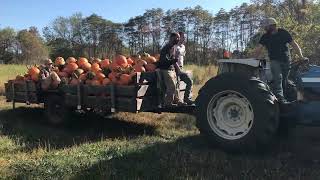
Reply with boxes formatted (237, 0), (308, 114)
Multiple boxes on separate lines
(0, 64), (320, 179)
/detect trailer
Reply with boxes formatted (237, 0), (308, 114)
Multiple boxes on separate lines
(4, 71), (195, 125)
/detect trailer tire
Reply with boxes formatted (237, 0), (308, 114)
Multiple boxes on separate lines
(195, 73), (279, 152)
(44, 94), (67, 126)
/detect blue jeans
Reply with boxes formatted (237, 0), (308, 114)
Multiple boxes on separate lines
(270, 60), (290, 101)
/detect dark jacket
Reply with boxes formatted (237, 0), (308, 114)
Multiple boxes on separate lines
(157, 43), (177, 70)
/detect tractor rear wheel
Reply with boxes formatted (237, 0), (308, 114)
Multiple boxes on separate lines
(195, 73), (279, 152)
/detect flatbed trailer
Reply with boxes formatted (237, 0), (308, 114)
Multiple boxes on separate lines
(4, 71), (195, 124)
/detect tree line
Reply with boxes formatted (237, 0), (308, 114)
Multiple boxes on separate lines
(0, 0), (319, 65)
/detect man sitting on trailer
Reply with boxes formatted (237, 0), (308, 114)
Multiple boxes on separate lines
(174, 31), (194, 105)
(40, 59), (61, 90)
(158, 32), (186, 107)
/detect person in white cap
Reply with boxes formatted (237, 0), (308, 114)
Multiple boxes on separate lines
(255, 18), (308, 104)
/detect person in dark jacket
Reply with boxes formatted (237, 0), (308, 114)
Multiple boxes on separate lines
(158, 32), (184, 106)
(255, 18), (308, 103)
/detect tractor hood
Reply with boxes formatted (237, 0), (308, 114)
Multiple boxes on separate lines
(300, 65), (320, 94)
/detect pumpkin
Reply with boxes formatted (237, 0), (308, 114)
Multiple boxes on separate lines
(108, 72), (119, 83)
(81, 62), (92, 71)
(127, 57), (134, 65)
(96, 72), (106, 80)
(145, 56), (157, 64)
(79, 73), (87, 81)
(91, 79), (101, 86)
(31, 74), (39, 82)
(102, 78), (111, 86)
(136, 60), (147, 66)
(145, 63), (157, 72)
(133, 64), (146, 72)
(154, 54), (160, 61)
(100, 59), (111, 69)
(70, 78), (80, 85)
(91, 63), (102, 73)
(66, 57), (77, 64)
(58, 71), (69, 78)
(78, 57), (89, 67)
(64, 63), (79, 74)
(27, 66), (40, 77)
(114, 55), (128, 68)
(55, 57), (65, 66)
(119, 74), (132, 85)
(110, 61), (120, 72)
(91, 58), (102, 64)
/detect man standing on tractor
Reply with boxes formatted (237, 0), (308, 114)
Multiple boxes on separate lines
(174, 31), (194, 105)
(158, 32), (185, 107)
(255, 18), (308, 104)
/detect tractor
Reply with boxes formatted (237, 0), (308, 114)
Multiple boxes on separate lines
(195, 58), (317, 152)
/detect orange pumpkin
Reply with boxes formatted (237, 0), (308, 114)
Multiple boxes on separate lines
(108, 72), (119, 83)
(102, 78), (111, 86)
(114, 55), (128, 68)
(91, 79), (101, 86)
(145, 63), (157, 72)
(58, 71), (69, 78)
(119, 74), (132, 85)
(100, 59), (111, 69)
(133, 65), (146, 72)
(78, 57), (89, 67)
(154, 54), (160, 61)
(55, 57), (65, 66)
(67, 57), (77, 64)
(110, 61), (120, 72)
(31, 74), (39, 82)
(127, 57), (134, 65)
(81, 62), (92, 71)
(64, 63), (79, 74)
(79, 73), (87, 81)
(145, 56), (157, 64)
(70, 78), (80, 85)
(96, 72), (106, 80)
(28, 66), (40, 77)
(136, 60), (147, 66)
(91, 63), (102, 73)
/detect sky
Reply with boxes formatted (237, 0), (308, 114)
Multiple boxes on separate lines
(0, 0), (251, 31)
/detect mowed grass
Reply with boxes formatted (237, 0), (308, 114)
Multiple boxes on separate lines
(0, 64), (320, 179)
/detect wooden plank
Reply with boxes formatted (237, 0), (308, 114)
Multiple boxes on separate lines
(65, 94), (137, 112)
(6, 92), (38, 103)
(82, 84), (137, 97)
(6, 80), (37, 92)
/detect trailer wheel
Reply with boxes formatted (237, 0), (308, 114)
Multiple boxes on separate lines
(44, 95), (67, 125)
(196, 73), (279, 152)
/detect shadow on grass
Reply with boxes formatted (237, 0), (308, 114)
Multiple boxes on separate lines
(70, 133), (320, 180)
(0, 107), (156, 151)
(65, 123), (320, 180)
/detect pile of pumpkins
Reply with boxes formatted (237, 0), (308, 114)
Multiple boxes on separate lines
(16, 53), (159, 87)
